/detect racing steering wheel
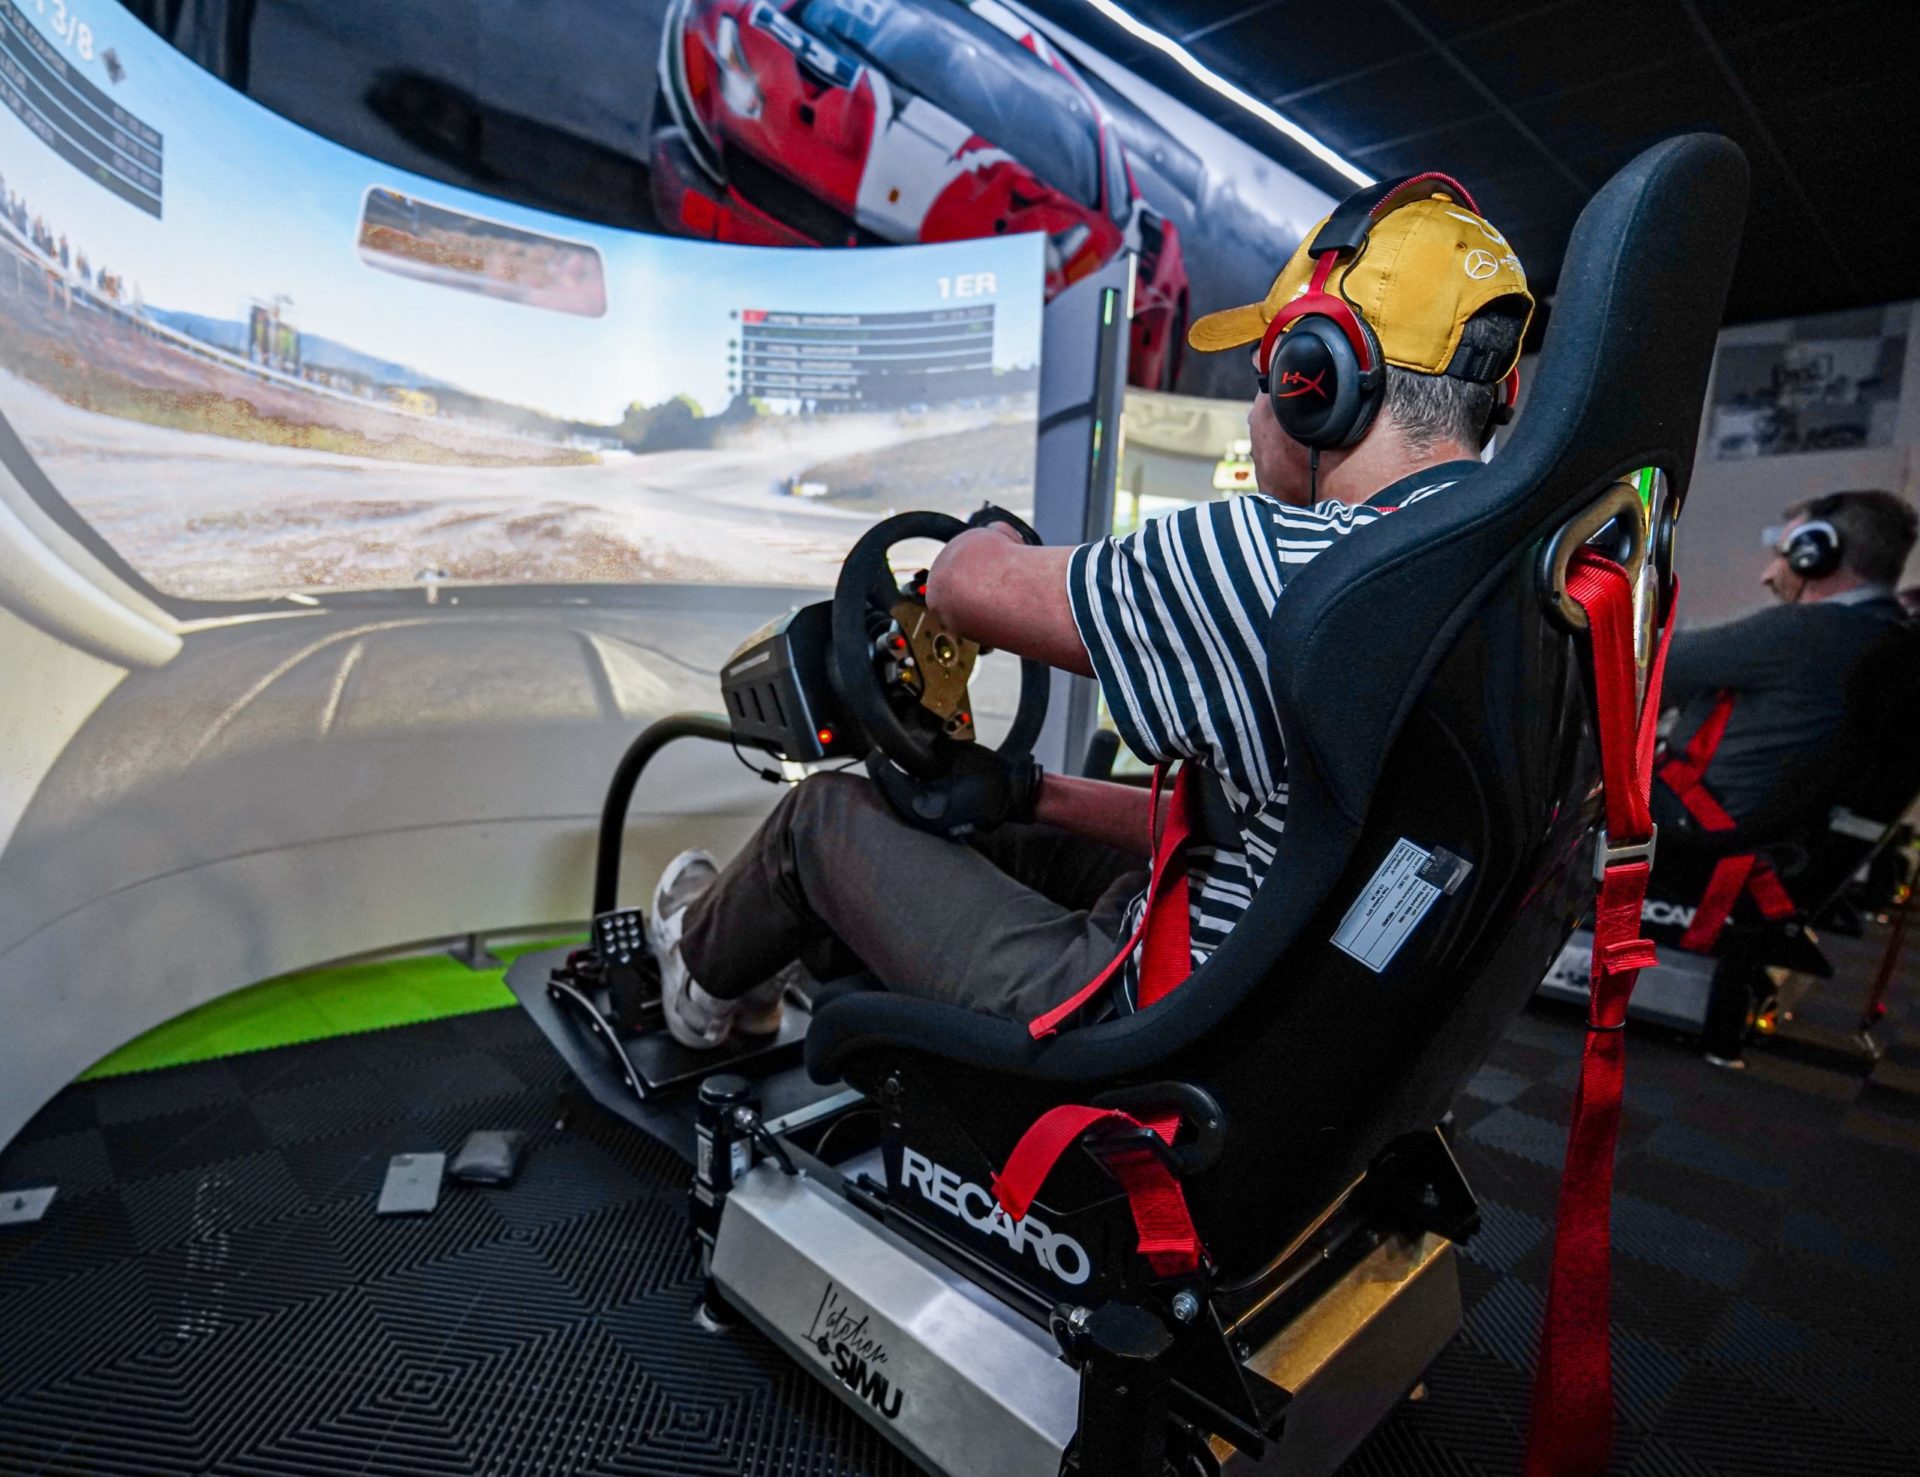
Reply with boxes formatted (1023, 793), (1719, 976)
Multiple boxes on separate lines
(831, 509), (1050, 779)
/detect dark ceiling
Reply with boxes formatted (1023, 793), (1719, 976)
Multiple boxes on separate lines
(127, 0), (1912, 332)
(1018, 0), (1915, 326)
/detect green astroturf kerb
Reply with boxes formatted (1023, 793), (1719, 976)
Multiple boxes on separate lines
(80, 938), (579, 1079)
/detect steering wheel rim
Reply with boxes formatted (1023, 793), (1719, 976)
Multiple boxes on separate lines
(831, 510), (1050, 778)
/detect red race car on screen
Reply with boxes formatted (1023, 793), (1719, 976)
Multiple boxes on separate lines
(653, 0), (1189, 388)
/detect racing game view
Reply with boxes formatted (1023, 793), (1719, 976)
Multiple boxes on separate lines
(652, 0), (1189, 391)
(0, 0), (1043, 605)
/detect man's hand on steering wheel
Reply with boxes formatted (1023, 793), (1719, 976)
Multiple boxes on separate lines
(867, 745), (1043, 842)
(833, 510), (1051, 781)
(954, 512), (1028, 552)
(930, 519), (1023, 653)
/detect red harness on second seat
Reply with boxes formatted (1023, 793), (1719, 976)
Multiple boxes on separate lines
(1655, 691), (1797, 951)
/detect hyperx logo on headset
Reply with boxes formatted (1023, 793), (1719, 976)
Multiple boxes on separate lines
(1274, 369), (1329, 400)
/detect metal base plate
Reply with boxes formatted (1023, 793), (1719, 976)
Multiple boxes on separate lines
(624, 1007), (808, 1096)
(714, 1166), (1078, 1477)
(717, 1165), (1467, 1477)
(1219, 1231), (1461, 1476)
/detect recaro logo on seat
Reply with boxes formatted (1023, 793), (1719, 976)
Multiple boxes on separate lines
(899, 1147), (1090, 1286)
(1641, 899), (1696, 927)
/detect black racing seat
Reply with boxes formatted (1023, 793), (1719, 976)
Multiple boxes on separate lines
(806, 134), (1750, 1286)
(1641, 623), (1920, 967)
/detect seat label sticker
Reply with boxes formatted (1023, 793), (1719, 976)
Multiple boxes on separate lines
(1331, 839), (1470, 972)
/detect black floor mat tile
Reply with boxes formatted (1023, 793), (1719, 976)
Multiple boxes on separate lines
(0, 940), (1915, 1476)
(100, 1099), (277, 1185)
(88, 1059), (246, 1127)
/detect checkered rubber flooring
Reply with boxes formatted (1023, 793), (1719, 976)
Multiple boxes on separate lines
(2, 926), (1916, 1476)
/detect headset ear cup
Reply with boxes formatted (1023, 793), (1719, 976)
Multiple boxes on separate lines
(1269, 317), (1367, 449)
(1786, 520), (1842, 578)
(1345, 313), (1387, 447)
(1488, 367), (1520, 430)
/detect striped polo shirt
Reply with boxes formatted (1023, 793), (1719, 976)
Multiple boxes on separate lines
(1067, 461), (1479, 1013)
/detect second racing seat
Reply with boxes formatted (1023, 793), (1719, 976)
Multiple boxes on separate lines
(794, 134), (1748, 1466)
(1647, 609), (1920, 952)
(1637, 632), (1920, 1052)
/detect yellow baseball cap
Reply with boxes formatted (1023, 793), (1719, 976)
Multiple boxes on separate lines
(1188, 191), (1534, 378)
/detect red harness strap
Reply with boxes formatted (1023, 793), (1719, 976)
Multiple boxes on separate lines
(1525, 551), (1673, 1477)
(1676, 851), (1795, 950)
(1655, 691), (1798, 950)
(1006, 779), (1206, 1272)
(1658, 690), (1732, 797)
(991, 1105), (1202, 1277)
(1026, 765), (1196, 1039)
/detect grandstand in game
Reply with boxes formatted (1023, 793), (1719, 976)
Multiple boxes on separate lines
(731, 304), (1002, 407)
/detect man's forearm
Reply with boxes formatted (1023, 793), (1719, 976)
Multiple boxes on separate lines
(1033, 773), (1155, 857)
(926, 526), (1094, 676)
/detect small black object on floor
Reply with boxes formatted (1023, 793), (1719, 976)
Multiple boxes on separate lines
(449, 1129), (528, 1185)
(3, 925), (1918, 1476)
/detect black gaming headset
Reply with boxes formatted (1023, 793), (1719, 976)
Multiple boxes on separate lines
(1780, 495), (1845, 579)
(1257, 171), (1520, 452)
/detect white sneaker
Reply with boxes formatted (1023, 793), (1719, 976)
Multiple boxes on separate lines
(650, 850), (737, 1050)
(650, 849), (792, 1049)
(735, 962), (798, 1038)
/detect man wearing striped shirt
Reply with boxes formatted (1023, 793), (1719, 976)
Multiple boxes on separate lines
(652, 184), (1533, 1049)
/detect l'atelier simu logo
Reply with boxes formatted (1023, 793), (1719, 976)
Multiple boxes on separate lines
(805, 1282), (904, 1421)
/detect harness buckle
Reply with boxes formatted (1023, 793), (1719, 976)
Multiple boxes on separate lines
(1594, 823), (1657, 880)
(1082, 1124), (1184, 1180)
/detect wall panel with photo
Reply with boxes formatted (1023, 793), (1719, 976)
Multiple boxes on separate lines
(1708, 304), (1907, 461)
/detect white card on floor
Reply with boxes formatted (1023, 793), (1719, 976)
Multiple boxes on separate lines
(0, 1185), (56, 1226)
(376, 1153), (445, 1216)
(1331, 839), (1468, 973)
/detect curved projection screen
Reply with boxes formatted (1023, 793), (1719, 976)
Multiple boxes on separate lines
(0, 0), (1044, 608)
(0, 0), (1049, 1143)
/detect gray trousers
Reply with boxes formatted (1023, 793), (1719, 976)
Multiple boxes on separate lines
(680, 772), (1146, 1021)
